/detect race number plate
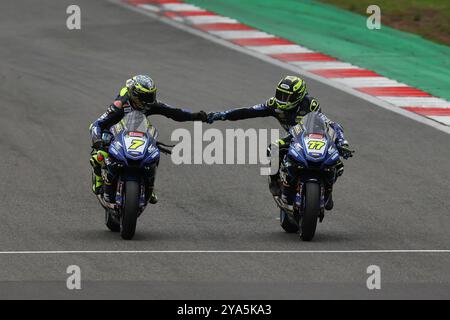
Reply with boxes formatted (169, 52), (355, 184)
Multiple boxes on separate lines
(304, 136), (327, 156)
(124, 135), (147, 154)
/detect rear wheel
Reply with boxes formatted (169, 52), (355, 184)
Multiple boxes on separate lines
(301, 182), (320, 241)
(280, 209), (299, 233)
(120, 181), (140, 240)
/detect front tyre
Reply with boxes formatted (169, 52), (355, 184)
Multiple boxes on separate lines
(120, 180), (140, 240)
(301, 182), (320, 241)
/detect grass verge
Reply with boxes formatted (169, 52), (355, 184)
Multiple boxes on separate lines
(320, 0), (450, 45)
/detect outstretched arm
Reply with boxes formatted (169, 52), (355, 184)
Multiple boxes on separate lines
(147, 102), (207, 122)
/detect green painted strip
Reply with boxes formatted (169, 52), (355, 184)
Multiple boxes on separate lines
(185, 0), (450, 101)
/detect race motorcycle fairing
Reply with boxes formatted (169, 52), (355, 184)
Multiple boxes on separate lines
(274, 112), (343, 241)
(96, 110), (170, 240)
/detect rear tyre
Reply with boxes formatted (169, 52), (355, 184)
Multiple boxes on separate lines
(301, 182), (320, 241)
(105, 209), (120, 232)
(120, 181), (140, 240)
(280, 209), (299, 233)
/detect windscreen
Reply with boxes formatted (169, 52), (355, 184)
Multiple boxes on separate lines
(111, 110), (155, 139)
(290, 112), (328, 141)
(122, 111), (149, 132)
(302, 112), (327, 136)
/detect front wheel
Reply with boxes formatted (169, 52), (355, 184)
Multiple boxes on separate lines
(120, 180), (140, 240)
(301, 182), (320, 241)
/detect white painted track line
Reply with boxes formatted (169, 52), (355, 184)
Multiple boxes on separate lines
(291, 61), (359, 70)
(209, 30), (275, 40)
(162, 3), (205, 12)
(185, 16), (238, 25)
(138, 4), (160, 13)
(247, 45), (313, 54)
(0, 250), (449, 254)
(378, 97), (450, 107)
(428, 115), (450, 125)
(331, 77), (409, 87)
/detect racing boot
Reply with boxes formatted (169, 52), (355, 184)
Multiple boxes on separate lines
(149, 190), (158, 204)
(281, 184), (296, 212)
(145, 184), (158, 204)
(103, 182), (115, 204)
(269, 174), (281, 196)
(90, 151), (107, 195)
(325, 186), (334, 211)
(91, 172), (103, 195)
(144, 169), (158, 204)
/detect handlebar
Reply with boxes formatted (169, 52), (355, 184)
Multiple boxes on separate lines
(156, 141), (175, 155)
(337, 145), (355, 158)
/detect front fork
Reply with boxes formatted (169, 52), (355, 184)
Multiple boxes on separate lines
(115, 179), (147, 216)
(295, 181), (325, 222)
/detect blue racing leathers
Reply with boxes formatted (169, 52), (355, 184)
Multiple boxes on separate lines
(91, 87), (205, 146)
(212, 95), (348, 205)
(216, 95), (346, 144)
(89, 87), (206, 201)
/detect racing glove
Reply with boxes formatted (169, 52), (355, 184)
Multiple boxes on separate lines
(192, 111), (208, 122)
(92, 132), (113, 151)
(336, 140), (354, 159)
(278, 136), (292, 149)
(207, 111), (227, 124)
(92, 139), (104, 150)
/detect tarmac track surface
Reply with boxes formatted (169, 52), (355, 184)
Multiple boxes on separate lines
(0, 0), (448, 299)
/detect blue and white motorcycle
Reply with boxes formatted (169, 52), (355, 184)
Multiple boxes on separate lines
(96, 111), (172, 240)
(272, 112), (353, 241)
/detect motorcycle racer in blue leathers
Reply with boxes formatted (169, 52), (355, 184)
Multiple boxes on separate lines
(90, 75), (207, 204)
(207, 76), (353, 210)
